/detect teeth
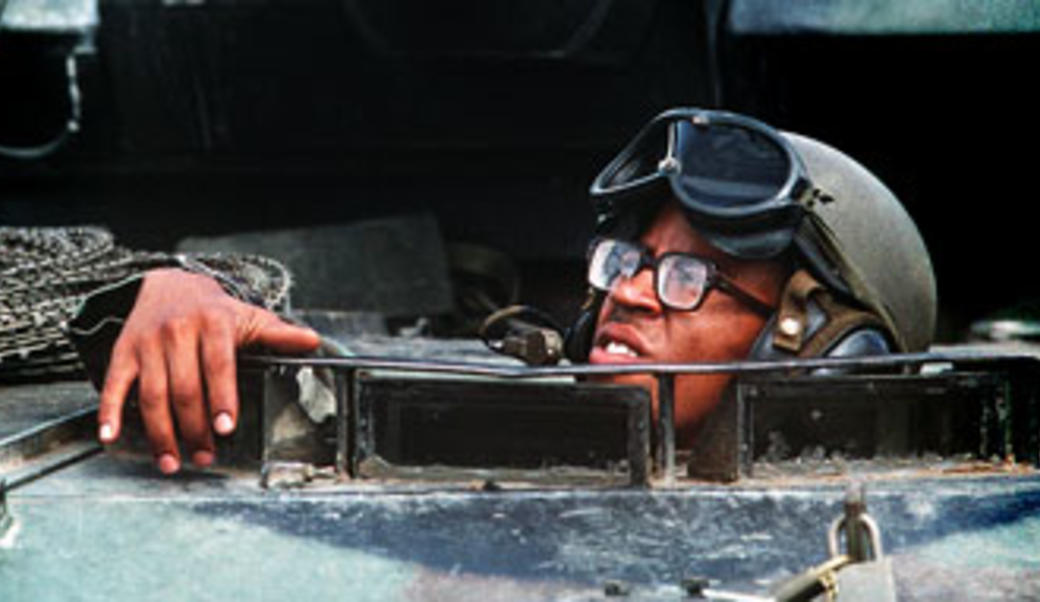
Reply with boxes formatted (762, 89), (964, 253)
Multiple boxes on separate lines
(605, 340), (639, 357)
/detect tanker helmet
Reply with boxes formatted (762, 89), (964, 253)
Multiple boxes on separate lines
(576, 108), (937, 358)
(785, 132), (936, 352)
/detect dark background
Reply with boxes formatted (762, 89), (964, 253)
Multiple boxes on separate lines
(2, 0), (1037, 340)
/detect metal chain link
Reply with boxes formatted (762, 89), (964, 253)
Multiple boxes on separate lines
(0, 226), (293, 380)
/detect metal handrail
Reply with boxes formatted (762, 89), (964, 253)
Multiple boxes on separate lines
(240, 349), (1040, 379)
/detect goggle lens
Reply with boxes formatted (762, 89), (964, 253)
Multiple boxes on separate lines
(597, 116), (793, 210)
(673, 120), (791, 208)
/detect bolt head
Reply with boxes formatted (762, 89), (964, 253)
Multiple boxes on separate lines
(780, 317), (802, 337)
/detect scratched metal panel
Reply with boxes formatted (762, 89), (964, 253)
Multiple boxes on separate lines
(0, 382), (94, 442)
(4, 454), (1040, 600)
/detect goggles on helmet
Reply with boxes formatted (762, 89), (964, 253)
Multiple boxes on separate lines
(587, 237), (774, 317)
(590, 108), (824, 259)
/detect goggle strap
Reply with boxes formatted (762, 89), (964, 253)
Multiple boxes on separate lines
(810, 188), (836, 209)
(794, 184), (836, 210)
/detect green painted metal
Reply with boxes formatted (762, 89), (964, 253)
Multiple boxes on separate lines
(729, 0), (1040, 35)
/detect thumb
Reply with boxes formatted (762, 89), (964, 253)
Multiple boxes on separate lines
(241, 308), (322, 353)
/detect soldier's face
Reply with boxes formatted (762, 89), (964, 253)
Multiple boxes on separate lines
(589, 202), (787, 446)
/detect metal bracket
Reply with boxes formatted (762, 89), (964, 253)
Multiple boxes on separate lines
(0, 479), (12, 539)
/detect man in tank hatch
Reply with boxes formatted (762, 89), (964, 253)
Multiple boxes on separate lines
(74, 108), (937, 471)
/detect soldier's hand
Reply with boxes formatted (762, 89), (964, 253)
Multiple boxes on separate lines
(96, 268), (321, 474)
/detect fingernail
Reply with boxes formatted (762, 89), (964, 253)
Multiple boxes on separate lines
(192, 450), (215, 468)
(157, 453), (180, 474)
(214, 412), (234, 435)
(98, 423), (114, 442)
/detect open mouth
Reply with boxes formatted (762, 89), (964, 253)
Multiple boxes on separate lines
(602, 340), (640, 358)
(589, 323), (650, 364)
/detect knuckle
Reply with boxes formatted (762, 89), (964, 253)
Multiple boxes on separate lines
(101, 366), (132, 394)
(204, 344), (234, 370)
(206, 376), (237, 413)
(160, 316), (195, 342)
(149, 440), (176, 458)
(177, 419), (208, 447)
(98, 391), (124, 413)
(111, 334), (135, 360)
(241, 310), (273, 341)
(170, 387), (201, 412)
(134, 331), (163, 355)
(137, 384), (168, 411)
(200, 309), (234, 334)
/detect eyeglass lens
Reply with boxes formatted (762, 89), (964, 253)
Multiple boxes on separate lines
(588, 239), (635, 290)
(657, 254), (708, 309)
(588, 239), (710, 310)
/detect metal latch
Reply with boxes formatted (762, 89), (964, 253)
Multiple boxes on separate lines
(773, 483), (890, 602)
(827, 483), (883, 562)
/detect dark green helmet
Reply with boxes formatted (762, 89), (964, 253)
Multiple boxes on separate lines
(785, 133), (937, 352)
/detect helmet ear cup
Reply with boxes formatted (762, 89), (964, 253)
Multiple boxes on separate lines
(749, 270), (894, 362)
(565, 290), (603, 362)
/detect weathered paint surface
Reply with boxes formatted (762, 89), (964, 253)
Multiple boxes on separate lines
(4, 454), (1040, 600)
(729, 0), (1040, 35)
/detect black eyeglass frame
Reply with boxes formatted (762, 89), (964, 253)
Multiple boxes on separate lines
(587, 238), (775, 318)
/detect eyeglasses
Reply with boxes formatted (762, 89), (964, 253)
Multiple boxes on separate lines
(590, 108), (825, 259)
(587, 237), (774, 316)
